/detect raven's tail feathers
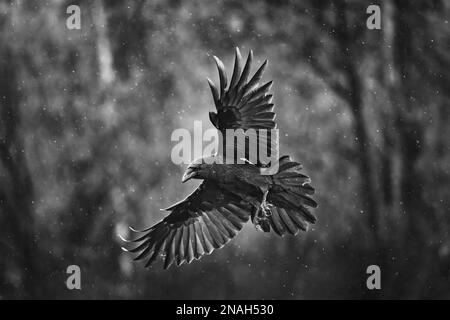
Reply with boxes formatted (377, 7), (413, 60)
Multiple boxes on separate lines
(264, 155), (318, 236)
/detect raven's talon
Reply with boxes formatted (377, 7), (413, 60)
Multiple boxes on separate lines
(259, 202), (273, 218)
(252, 214), (265, 231)
(254, 223), (263, 232)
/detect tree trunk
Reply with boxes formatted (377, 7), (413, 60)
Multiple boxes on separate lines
(334, 0), (380, 245)
(0, 48), (38, 299)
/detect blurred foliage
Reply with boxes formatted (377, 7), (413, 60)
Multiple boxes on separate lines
(0, 0), (449, 299)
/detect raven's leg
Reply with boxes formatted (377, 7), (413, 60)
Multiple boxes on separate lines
(251, 188), (273, 231)
(259, 189), (273, 217)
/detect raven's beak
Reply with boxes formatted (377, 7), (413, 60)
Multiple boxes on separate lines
(182, 167), (195, 183)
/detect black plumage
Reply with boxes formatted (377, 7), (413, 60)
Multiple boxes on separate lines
(121, 48), (318, 269)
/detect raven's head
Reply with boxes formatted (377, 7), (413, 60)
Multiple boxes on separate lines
(181, 156), (216, 183)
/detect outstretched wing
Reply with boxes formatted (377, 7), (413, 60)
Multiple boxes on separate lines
(208, 48), (278, 166)
(122, 181), (252, 269)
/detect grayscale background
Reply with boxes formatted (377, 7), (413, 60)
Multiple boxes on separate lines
(0, 0), (449, 299)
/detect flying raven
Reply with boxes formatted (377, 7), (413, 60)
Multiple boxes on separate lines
(121, 48), (317, 269)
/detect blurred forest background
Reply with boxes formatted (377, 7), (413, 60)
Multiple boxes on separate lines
(0, 0), (449, 299)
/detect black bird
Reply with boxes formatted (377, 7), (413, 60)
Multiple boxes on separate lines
(121, 48), (318, 269)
